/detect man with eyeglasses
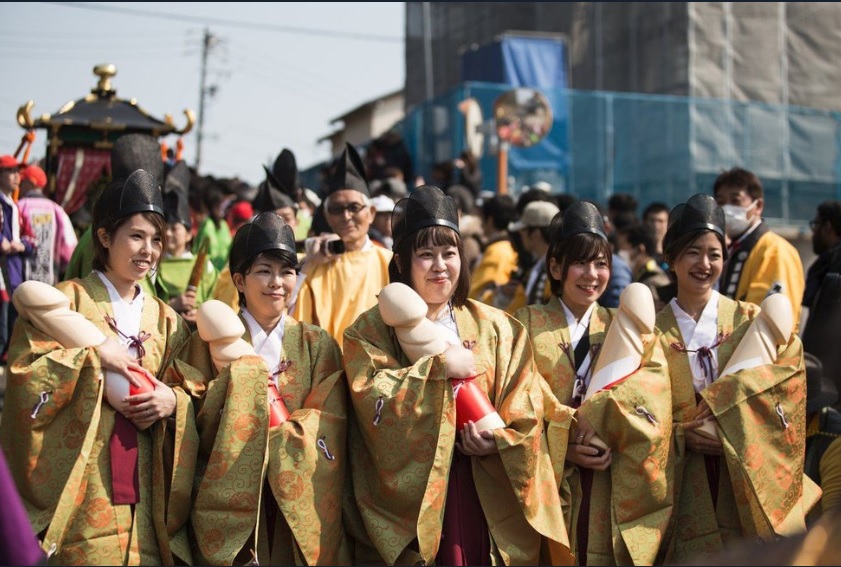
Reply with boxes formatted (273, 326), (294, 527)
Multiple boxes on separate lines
(292, 143), (392, 349)
(802, 200), (841, 398)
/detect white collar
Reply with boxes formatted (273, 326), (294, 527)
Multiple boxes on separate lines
(671, 291), (720, 391)
(559, 298), (596, 346)
(95, 270), (144, 307)
(241, 308), (286, 380)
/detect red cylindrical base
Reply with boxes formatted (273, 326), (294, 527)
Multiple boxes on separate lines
(268, 381), (290, 427)
(451, 378), (505, 431)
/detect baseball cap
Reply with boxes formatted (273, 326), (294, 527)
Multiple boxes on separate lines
(0, 155), (21, 169)
(372, 194), (395, 214)
(20, 165), (47, 188)
(508, 200), (560, 232)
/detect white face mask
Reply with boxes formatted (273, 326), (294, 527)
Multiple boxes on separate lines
(721, 200), (758, 237)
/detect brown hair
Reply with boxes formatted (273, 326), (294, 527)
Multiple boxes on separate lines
(547, 232), (612, 297)
(92, 211), (167, 273)
(389, 225), (470, 308)
(713, 167), (764, 201)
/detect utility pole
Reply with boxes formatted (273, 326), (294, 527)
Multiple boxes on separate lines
(195, 27), (214, 172)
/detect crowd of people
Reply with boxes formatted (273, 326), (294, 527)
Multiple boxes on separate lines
(0, 131), (839, 567)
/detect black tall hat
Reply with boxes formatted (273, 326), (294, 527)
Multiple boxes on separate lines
(324, 142), (370, 198)
(663, 193), (725, 252)
(163, 161), (192, 229)
(111, 133), (164, 186)
(391, 185), (459, 248)
(229, 212), (297, 274)
(559, 201), (607, 241)
(93, 169), (164, 231)
(254, 148), (299, 212)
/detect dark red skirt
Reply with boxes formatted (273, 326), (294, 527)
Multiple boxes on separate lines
(436, 450), (491, 566)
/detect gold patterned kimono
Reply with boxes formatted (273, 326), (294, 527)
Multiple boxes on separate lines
(343, 299), (572, 566)
(187, 315), (349, 566)
(0, 273), (204, 566)
(516, 298), (673, 566)
(656, 295), (820, 563)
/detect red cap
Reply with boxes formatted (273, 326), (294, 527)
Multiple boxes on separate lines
(228, 201), (254, 223)
(20, 165), (47, 188)
(0, 155), (21, 169)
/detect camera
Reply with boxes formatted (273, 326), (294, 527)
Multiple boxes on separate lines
(326, 240), (346, 255)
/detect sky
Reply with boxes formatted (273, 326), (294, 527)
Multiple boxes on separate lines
(0, 2), (405, 185)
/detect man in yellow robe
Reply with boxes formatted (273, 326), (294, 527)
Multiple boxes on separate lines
(292, 143), (391, 349)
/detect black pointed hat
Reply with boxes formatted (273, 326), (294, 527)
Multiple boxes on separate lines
(111, 133), (164, 186)
(391, 185), (459, 248)
(163, 161), (192, 229)
(229, 211), (297, 274)
(93, 169), (164, 231)
(324, 142), (370, 197)
(254, 149), (299, 212)
(559, 201), (607, 241)
(663, 193), (725, 252)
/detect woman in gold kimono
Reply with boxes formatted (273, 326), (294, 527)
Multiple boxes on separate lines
(187, 212), (348, 566)
(514, 202), (672, 566)
(655, 194), (815, 563)
(343, 185), (570, 566)
(0, 169), (204, 566)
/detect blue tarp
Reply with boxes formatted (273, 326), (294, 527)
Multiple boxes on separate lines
(461, 36), (568, 91)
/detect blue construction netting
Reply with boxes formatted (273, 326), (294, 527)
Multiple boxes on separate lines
(395, 82), (841, 224)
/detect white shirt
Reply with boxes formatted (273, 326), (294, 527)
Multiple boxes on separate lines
(433, 303), (461, 347)
(671, 291), (720, 393)
(241, 308), (286, 384)
(560, 298), (596, 370)
(96, 270), (144, 358)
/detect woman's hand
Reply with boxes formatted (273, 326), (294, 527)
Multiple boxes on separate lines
(683, 399), (724, 455)
(444, 344), (477, 378)
(124, 373), (178, 431)
(97, 337), (145, 386)
(567, 412), (612, 470)
(456, 421), (498, 456)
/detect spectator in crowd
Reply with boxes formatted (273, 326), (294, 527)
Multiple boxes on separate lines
(589, 201), (632, 309)
(292, 142), (392, 349)
(713, 167), (804, 330)
(496, 200), (559, 312)
(193, 182), (232, 272)
(801, 200), (841, 396)
(656, 194), (813, 562)
(0, 154), (35, 361)
(157, 161), (218, 325)
(607, 192), (638, 224)
(468, 194), (518, 303)
(17, 163), (78, 285)
(369, 194), (395, 249)
(643, 201), (670, 267)
(343, 185), (570, 565)
(619, 223), (673, 311)
(804, 353), (841, 521)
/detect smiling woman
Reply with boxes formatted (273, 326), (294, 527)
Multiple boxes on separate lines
(342, 185), (571, 566)
(0, 167), (206, 566)
(514, 200), (673, 565)
(187, 211), (349, 566)
(655, 194), (815, 562)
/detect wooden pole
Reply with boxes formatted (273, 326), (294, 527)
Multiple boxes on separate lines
(497, 141), (509, 195)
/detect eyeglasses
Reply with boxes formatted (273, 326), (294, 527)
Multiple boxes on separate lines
(326, 202), (367, 216)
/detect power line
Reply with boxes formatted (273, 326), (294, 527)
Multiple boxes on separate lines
(44, 2), (403, 44)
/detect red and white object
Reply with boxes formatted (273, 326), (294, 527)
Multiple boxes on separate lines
(378, 283), (506, 433)
(268, 381), (290, 427)
(197, 300), (289, 428)
(105, 367), (156, 408)
(13, 280), (155, 409)
(451, 378), (506, 431)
